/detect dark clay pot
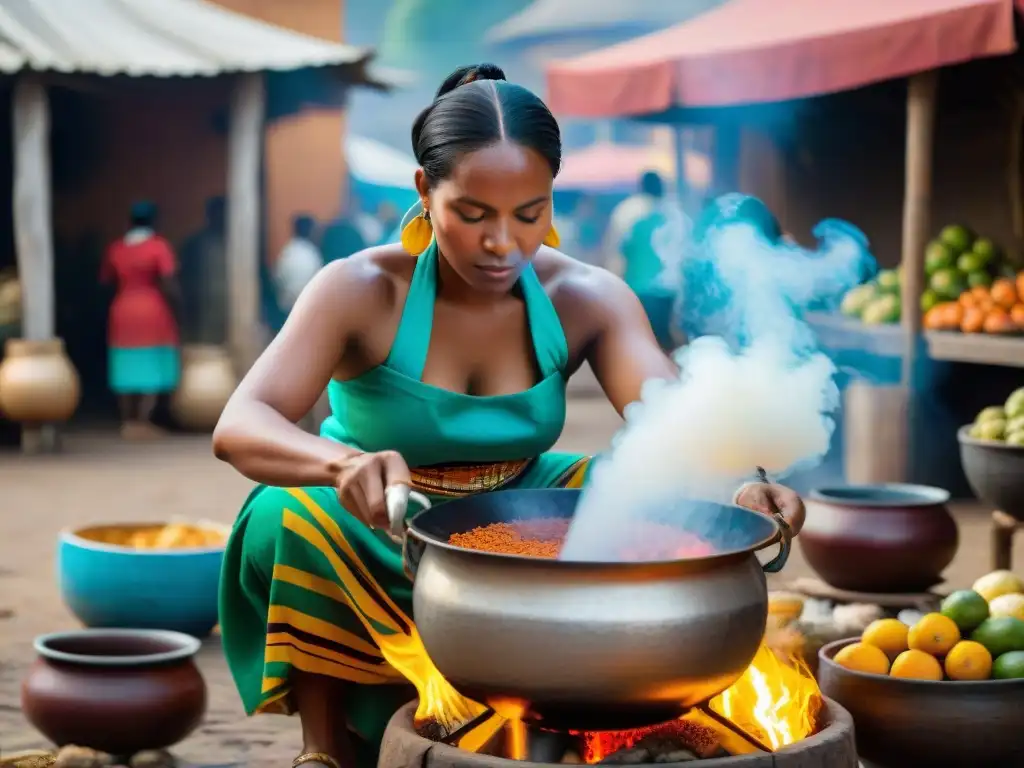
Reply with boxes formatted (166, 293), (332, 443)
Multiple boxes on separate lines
(958, 426), (1024, 521)
(799, 484), (958, 593)
(21, 629), (207, 755)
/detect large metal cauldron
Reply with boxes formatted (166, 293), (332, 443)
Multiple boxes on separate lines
(386, 487), (791, 731)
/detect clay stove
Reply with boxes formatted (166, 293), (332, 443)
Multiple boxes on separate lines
(379, 698), (858, 768)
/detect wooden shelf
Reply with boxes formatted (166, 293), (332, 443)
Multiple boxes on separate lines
(805, 313), (1024, 368)
(925, 331), (1024, 368)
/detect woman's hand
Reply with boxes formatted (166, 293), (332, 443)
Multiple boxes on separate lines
(335, 450), (411, 530)
(734, 483), (806, 536)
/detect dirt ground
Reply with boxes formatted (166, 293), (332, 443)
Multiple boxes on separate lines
(0, 397), (1007, 767)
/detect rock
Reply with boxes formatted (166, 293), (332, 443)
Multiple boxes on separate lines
(598, 746), (651, 764)
(128, 753), (174, 768)
(54, 747), (110, 768)
(652, 749), (699, 763)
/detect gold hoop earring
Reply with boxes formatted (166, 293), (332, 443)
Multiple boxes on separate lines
(542, 225), (561, 248)
(401, 211), (433, 256)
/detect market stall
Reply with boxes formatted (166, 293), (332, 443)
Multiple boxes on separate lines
(546, 0), (1022, 485)
(0, 0), (400, 452)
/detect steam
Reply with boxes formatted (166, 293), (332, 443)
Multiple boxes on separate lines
(560, 202), (876, 561)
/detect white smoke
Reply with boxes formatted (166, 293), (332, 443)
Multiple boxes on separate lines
(560, 206), (875, 561)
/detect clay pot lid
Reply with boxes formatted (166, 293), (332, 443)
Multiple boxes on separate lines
(34, 628), (201, 667)
(807, 484), (950, 508)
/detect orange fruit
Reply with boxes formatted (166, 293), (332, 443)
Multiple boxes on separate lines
(944, 640), (993, 681)
(834, 642), (890, 675)
(923, 305), (947, 331)
(908, 613), (961, 656)
(1010, 303), (1024, 329)
(984, 307), (1016, 334)
(972, 285), (992, 302)
(991, 278), (1018, 310)
(942, 302), (964, 328)
(862, 618), (910, 660)
(891, 649), (944, 680)
(959, 292), (977, 308)
(1017, 271), (1024, 304)
(961, 306), (986, 334)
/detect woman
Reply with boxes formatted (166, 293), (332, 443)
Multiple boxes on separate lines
(214, 65), (805, 768)
(100, 201), (180, 439)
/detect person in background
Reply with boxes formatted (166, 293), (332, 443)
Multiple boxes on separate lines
(273, 214), (323, 315)
(179, 196), (227, 344)
(100, 200), (180, 440)
(321, 209), (367, 264)
(604, 170), (667, 275)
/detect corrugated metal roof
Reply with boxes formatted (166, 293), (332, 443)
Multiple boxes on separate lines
(0, 0), (397, 80)
(486, 0), (726, 45)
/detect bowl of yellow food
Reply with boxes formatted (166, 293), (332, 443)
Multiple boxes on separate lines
(58, 520), (230, 637)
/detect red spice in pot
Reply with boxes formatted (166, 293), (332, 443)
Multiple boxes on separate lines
(447, 518), (715, 560)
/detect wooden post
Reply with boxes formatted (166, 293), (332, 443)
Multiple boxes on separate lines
(226, 72), (266, 376)
(12, 74), (58, 453)
(896, 71), (938, 481)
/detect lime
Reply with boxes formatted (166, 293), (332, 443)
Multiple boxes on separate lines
(973, 237), (998, 264)
(1007, 432), (1024, 447)
(958, 252), (985, 273)
(840, 284), (877, 318)
(929, 267), (967, 300)
(862, 295), (900, 325)
(976, 406), (1007, 424)
(925, 241), (955, 275)
(1005, 388), (1024, 419)
(941, 590), (990, 633)
(940, 224), (974, 254)
(967, 270), (993, 289)
(876, 269), (901, 294)
(970, 617), (1024, 657)
(993, 650), (1024, 679)
(977, 419), (1007, 441)
(1006, 416), (1024, 434)
(920, 289), (941, 313)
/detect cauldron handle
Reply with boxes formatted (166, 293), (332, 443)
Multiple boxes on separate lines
(385, 484), (432, 580)
(758, 512), (793, 574)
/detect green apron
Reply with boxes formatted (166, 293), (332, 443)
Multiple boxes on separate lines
(219, 242), (590, 766)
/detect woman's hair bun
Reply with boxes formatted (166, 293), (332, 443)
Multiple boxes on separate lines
(435, 64), (507, 100)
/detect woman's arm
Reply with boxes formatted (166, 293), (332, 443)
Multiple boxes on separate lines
(212, 259), (372, 487)
(582, 270), (678, 415)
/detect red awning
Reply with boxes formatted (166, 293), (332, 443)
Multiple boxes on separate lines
(546, 0), (1016, 117)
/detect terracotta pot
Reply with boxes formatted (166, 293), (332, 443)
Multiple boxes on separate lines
(0, 338), (80, 423)
(798, 484), (958, 593)
(170, 344), (236, 431)
(21, 629), (207, 755)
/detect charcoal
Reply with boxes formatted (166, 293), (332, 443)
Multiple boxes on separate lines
(598, 745), (651, 764)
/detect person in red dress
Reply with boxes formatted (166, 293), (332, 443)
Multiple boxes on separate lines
(100, 201), (180, 439)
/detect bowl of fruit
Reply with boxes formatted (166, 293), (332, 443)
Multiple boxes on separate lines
(818, 572), (1024, 767)
(59, 519), (229, 637)
(959, 387), (1024, 520)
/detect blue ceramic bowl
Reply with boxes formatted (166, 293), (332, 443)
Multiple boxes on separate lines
(58, 522), (229, 637)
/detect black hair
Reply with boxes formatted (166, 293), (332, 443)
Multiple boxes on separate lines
(130, 200), (157, 229)
(293, 214), (316, 239)
(411, 64), (561, 187)
(640, 171), (664, 198)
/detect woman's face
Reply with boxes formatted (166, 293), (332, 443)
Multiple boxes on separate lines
(417, 141), (553, 294)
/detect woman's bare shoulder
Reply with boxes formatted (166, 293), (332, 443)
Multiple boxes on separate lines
(313, 244), (415, 309)
(532, 245), (628, 308)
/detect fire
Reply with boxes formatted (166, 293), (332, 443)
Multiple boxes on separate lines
(710, 643), (821, 750)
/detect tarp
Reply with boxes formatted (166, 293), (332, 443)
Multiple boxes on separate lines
(555, 142), (712, 192)
(0, 0), (400, 82)
(546, 0), (1016, 117)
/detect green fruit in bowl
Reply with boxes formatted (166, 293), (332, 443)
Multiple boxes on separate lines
(1006, 432), (1024, 447)
(920, 289), (941, 313)
(970, 616), (1024, 657)
(1005, 388), (1024, 419)
(976, 406), (1007, 423)
(925, 241), (955, 274)
(1006, 416), (1024, 434)
(975, 419), (1007, 441)
(993, 650), (1024, 679)
(940, 590), (990, 633)
(940, 224), (974, 254)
